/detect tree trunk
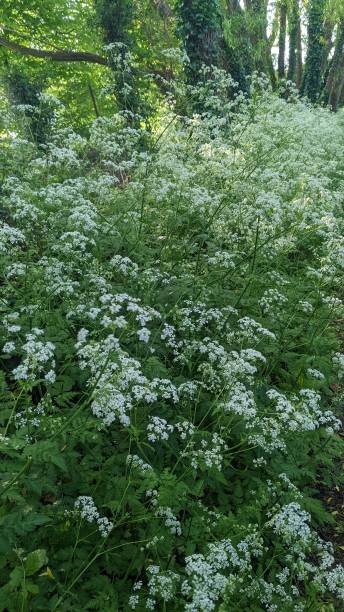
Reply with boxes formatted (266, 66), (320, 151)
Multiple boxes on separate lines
(246, 0), (276, 87)
(321, 17), (335, 75)
(287, 0), (298, 82)
(278, 0), (287, 80)
(224, 0), (252, 91)
(295, 10), (303, 87)
(339, 75), (344, 108)
(227, 0), (242, 10)
(333, 68), (344, 111)
(300, 0), (326, 102)
(322, 19), (344, 111)
(94, 0), (144, 118)
(176, 0), (223, 83)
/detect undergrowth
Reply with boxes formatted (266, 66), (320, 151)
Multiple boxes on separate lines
(0, 74), (344, 611)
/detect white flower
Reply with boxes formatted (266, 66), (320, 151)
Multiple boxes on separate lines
(137, 327), (151, 343)
(3, 341), (15, 354)
(45, 370), (56, 383)
(77, 328), (89, 344)
(74, 496), (113, 538)
(156, 506), (181, 536)
(267, 503), (311, 544)
(12, 329), (55, 382)
(147, 416), (174, 443)
(307, 368), (325, 380)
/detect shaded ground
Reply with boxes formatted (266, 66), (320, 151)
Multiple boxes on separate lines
(318, 375), (344, 564)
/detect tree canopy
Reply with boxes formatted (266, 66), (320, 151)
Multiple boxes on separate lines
(1, 0), (344, 129)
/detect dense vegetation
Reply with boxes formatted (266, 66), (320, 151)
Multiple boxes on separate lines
(0, 1), (344, 611)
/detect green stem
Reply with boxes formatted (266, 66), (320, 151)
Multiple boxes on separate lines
(0, 457), (32, 498)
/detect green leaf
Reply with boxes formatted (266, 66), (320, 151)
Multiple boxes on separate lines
(25, 549), (48, 576)
(23, 441), (67, 472)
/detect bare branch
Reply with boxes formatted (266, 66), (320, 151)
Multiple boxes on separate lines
(0, 35), (108, 66)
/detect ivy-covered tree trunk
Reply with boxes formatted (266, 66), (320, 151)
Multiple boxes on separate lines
(300, 0), (326, 102)
(176, 0), (223, 83)
(287, 0), (298, 82)
(245, 0), (276, 87)
(227, 0), (241, 10)
(322, 19), (344, 111)
(287, 0), (302, 87)
(295, 7), (303, 87)
(339, 75), (344, 108)
(223, 0), (252, 91)
(277, 0), (287, 80)
(94, 0), (143, 117)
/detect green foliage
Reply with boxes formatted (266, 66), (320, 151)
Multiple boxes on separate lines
(301, 0), (326, 102)
(0, 75), (343, 609)
(176, 0), (223, 81)
(2, 67), (54, 143)
(94, 0), (134, 45)
(223, 10), (253, 91)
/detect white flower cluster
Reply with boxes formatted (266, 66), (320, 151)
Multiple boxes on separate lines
(259, 288), (288, 314)
(156, 506), (182, 536)
(75, 332), (178, 427)
(307, 368), (325, 380)
(175, 420), (195, 440)
(333, 352), (344, 378)
(224, 382), (256, 419)
(110, 254), (138, 277)
(3, 312), (21, 334)
(181, 536), (261, 611)
(207, 251), (236, 270)
(267, 502), (312, 544)
(0, 221), (25, 253)
(15, 401), (45, 431)
(189, 433), (228, 471)
(145, 565), (179, 607)
(147, 416), (174, 443)
(74, 496), (113, 538)
(126, 454), (153, 473)
(3, 341), (16, 354)
(12, 328), (55, 383)
(247, 387), (340, 453)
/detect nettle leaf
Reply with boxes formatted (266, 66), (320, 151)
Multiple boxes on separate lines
(25, 549), (48, 576)
(3, 511), (50, 538)
(8, 566), (24, 589)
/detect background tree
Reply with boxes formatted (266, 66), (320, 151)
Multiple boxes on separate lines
(300, 0), (326, 101)
(2, 65), (54, 142)
(93, 0), (144, 117)
(175, 0), (224, 82)
(1, 0), (344, 119)
(287, 0), (301, 84)
(245, 0), (276, 86)
(322, 18), (344, 110)
(277, 0), (288, 80)
(223, 0), (254, 90)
